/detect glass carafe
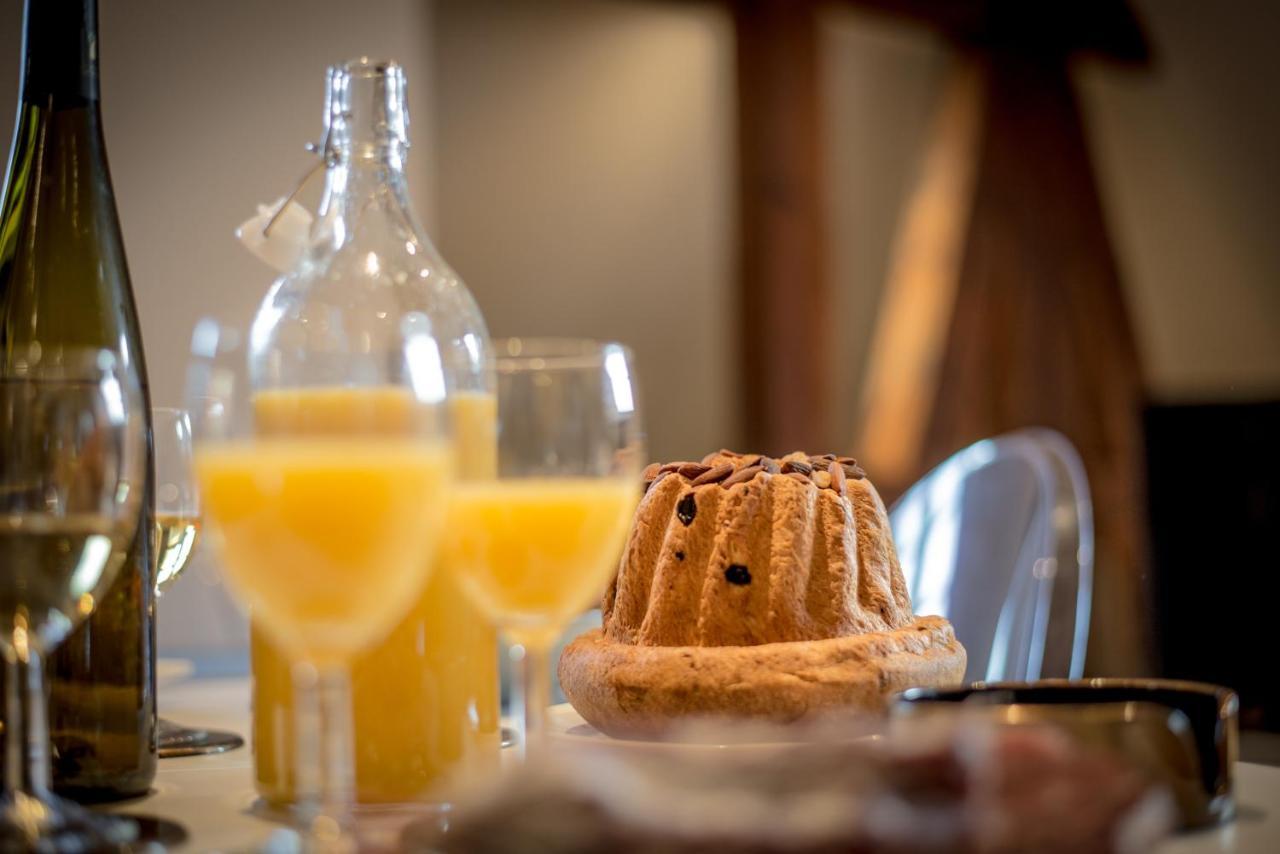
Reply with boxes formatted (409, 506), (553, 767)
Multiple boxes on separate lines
(247, 59), (499, 807)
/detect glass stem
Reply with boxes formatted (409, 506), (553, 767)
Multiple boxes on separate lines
(317, 666), (354, 834)
(514, 641), (551, 760)
(4, 646), (51, 798)
(290, 661), (322, 823)
(290, 660), (355, 851)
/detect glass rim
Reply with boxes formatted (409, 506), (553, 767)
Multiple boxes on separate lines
(491, 337), (634, 371)
(331, 57), (403, 79)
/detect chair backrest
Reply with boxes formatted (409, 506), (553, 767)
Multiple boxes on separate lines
(889, 429), (1093, 682)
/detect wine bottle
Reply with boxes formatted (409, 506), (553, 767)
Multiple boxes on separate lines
(0, 0), (157, 800)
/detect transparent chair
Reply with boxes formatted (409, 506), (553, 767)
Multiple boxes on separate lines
(889, 429), (1093, 682)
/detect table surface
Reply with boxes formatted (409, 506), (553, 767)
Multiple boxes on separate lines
(109, 677), (1280, 852)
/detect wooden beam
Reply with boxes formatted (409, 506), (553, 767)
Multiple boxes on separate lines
(853, 60), (985, 494)
(921, 53), (1152, 676)
(732, 0), (828, 454)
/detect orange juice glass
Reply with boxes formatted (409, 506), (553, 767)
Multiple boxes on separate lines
(250, 390), (499, 805)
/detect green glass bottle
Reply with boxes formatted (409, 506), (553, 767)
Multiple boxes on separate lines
(0, 0), (157, 800)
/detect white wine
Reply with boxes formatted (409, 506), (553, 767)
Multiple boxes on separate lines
(0, 514), (130, 650)
(153, 514), (200, 593)
(0, 0), (157, 799)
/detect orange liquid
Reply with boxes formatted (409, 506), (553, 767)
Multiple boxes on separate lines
(447, 479), (637, 648)
(250, 389), (500, 804)
(198, 439), (452, 665)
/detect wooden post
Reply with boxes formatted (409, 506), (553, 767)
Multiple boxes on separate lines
(853, 60), (985, 494)
(732, 0), (828, 454)
(920, 54), (1152, 675)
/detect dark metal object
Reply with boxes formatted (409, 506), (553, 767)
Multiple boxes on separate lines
(157, 718), (245, 759)
(894, 678), (1239, 829)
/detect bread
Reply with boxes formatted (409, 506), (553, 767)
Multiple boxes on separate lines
(558, 450), (965, 737)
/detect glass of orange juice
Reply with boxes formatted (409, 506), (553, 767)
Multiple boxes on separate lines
(187, 318), (454, 850)
(248, 390), (499, 809)
(445, 338), (644, 757)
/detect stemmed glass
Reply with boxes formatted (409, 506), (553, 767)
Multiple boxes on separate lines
(153, 407), (201, 594)
(152, 406), (244, 757)
(187, 318), (455, 849)
(0, 349), (145, 849)
(446, 338), (644, 757)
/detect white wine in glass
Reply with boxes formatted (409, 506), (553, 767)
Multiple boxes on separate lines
(151, 406), (243, 758)
(0, 514), (125, 630)
(0, 350), (146, 849)
(153, 407), (202, 593)
(153, 514), (201, 592)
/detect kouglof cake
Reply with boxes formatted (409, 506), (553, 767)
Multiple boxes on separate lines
(558, 450), (966, 737)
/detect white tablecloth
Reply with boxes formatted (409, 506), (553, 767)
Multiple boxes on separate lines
(112, 677), (1280, 852)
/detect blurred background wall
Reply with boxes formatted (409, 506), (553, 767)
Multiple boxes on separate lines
(433, 0), (738, 466)
(1, 0), (1276, 670)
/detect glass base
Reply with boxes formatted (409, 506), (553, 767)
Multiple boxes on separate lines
(158, 717), (245, 758)
(253, 797), (447, 853)
(0, 789), (138, 850)
(397, 807), (452, 852)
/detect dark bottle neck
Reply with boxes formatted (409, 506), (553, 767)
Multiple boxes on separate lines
(20, 0), (100, 108)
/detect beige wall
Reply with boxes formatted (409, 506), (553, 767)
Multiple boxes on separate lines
(433, 0), (738, 463)
(1076, 0), (1280, 401)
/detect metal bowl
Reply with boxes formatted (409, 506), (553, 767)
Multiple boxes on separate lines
(893, 678), (1239, 829)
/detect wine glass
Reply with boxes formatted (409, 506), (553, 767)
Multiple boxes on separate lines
(152, 406), (245, 757)
(445, 338), (644, 757)
(153, 407), (200, 594)
(0, 349), (145, 849)
(187, 316), (455, 848)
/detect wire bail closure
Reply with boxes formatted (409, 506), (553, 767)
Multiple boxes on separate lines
(261, 59), (406, 238)
(260, 139), (330, 238)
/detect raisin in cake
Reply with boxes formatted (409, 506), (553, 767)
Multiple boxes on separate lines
(558, 450), (965, 737)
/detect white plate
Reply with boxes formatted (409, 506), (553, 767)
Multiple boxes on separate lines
(547, 702), (621, 744)
(547, 703), (879, 757)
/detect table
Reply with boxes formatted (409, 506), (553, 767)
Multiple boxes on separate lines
(112, 678), (1280, 852)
